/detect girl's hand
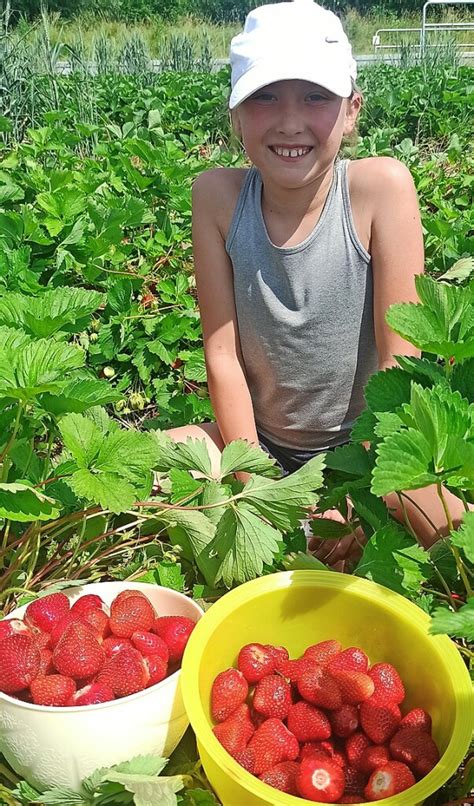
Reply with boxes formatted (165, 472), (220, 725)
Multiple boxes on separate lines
(308, 509), (366, 571)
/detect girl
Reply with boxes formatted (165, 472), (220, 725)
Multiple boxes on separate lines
(168, 0), (469, 555)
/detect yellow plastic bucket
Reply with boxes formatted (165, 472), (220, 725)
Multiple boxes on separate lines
(182, 571), (473, 806)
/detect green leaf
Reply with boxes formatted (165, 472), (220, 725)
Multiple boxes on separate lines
(364, 368), (413, 413)
(33, 787), (88, 804)
(151, 432), (212, 476)
(103, 771), (184, 806)
(169, 469), (203, 503)
(429, 598), (474, 641)
(451, 358), (474, 404)
(310, 518), (353, 538)
(241, 454), (325, 531)
(0, 340), (85, 400)
(200, 480), (232, 526)
(282, 551), (329, 572)
(219, 440), (280, 478)
(68, 469), (136, 514)
(349, 488), (390, 532)
(157, 561), (185, 592)
(395, 355), (445, 385)
(183, 348), (207, 382)
(0, 482), (60, 522)
(354, 523), (430, 595)
(438, 256), (474, 283)
(59, 413), (103, 468)
(451, 511), (474, 563)
(350, 409), (377, 443)
(0, 288), (103, 338)
(111, 756), (168, 776)
(213, 503), (282, 587)
(179, 790), (219, 805)
(372, 429), (437, 495)
(324, 443), (372, 477)
(163, 509), (219, 587)
(40, 378), (122, 415)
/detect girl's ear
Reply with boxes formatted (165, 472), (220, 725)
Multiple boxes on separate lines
(343, 92), (362, 136)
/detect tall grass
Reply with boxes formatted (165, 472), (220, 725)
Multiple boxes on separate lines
(30, 6), (474, 58)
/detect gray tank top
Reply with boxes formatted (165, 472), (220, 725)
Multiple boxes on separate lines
(225, 159), (378, 451)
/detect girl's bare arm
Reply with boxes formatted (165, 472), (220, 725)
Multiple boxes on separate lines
(366, 157), (424, 370)
(192, 170), (259, 447)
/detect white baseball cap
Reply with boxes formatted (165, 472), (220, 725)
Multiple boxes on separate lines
(229, 0), (357, 109)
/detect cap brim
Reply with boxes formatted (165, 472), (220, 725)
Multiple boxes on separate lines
(229, 60), (352, 109)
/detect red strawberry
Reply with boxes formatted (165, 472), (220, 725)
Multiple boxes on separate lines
(360, 698), (401, 744)
(296, 756), (345, 803)
(96, 645), (149, 697)
(346, 731), (372, 769)
(113, 589), (147, 603)
(234, 747), (257, 773)
(364, 761), (415, 800)
(30, 674), (76, 706)
(213, 703), (255, 756)
(360, 745), (391, 774)
(24, 593), (70, 633)
(279, 656), (315, 683)
(0, 634), (40, 693)
(237, 643), (276, 683)
(152, 616), (195, 662)
(110, 595), (155, 638)
(297, 665), (343, 710)
(38, 648), (54, 675)
(102, 636), (133, 657)
(389, 727), (440, 777)
(327, 647), (369, 674)
(211, 668), (249, 722)
(131, 630), (169, 661)
(69, 682), (115, 706)
(70, 594), (106, 616)
(82, 608), (110, 639)
(50, 612), (87, 647)
(330, 704), (359, 738)
(303, 640), (342, 665)
(264, 644), (289, 670)
(253, 673), (292, 719)
(144, 654), (168, 686)
(330, 669), (375, 705)
(300, 740), (346, 769)
(260, 760), (299, 794)
(53, 622), (105, 679)
(400, 707), (432, 733)
(31, 630), (52, 651)
(344, 766), (366, 797)
(0, 618), (31, 641)
(247, 718), (299, 774)
(369, 663), (405, 705)
(287, 701), (332, 742)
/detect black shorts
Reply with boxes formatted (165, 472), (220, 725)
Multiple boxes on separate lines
(258, 431), (346, 476)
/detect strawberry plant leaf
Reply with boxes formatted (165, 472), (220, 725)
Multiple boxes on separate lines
(282, 552), (329, 572)
(372, 429), (437, 495)
(182, 348), (207, 382)
(163, 509), (219, 587)
(0, 340), (84, 400)
(68, 469), (136, 514)
(200, 480), (232, 526)
(323, 442), (373, 476)
(151, 433), (212, 476)
(111, 756), (168, 776)
(213, 503), (282, 587)
(429, 598), (474, 641)
(59, 414), (103, 468)
(169, 469), (203, 503)
(157, 561), (185, 592)
(350, 409), (377, 443)
(354, 523), (430, 595)
(408, 384), (472, 470)
(103, 771), (184, 806)
(349, 488), (390, 532)
(178, 791), (219, 805)
(395, 355), (445, 385)
(450, 511), (474, 563)
(373, 411), (404, 439)
(364, 367), (413, 413)
(219, 440), (280, 478)
(438, 256), (474, 282)
(0, 482), (60, 522)
(39, 379), (122, 415)
(451, 358), (474, 403)
(240, 454), (325, 530)
(310, 518), (353, 538)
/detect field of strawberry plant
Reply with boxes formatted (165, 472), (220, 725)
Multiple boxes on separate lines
(0, 54), (473, 805)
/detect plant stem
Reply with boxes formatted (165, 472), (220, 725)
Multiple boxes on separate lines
(0, 401), (24, 481)
(437, 483), (473, 597)
(399, 491), (443, 540)
(396, 492), (419, 542)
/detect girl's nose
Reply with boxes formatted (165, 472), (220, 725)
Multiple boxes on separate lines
(276, 100), (304, 136)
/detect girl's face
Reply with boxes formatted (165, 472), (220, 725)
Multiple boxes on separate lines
(233, 79), (361, 188)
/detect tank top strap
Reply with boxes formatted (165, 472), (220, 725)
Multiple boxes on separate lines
(338, 159), (371, 263)
(226, 167), (258, 253)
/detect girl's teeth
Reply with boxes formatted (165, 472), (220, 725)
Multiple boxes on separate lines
(274, 146), (310, 158)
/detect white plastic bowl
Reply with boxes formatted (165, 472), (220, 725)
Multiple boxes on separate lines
(0, 581), (203, 792)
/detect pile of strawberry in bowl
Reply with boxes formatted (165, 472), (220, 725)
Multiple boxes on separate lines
(210, 639), (440, 803)
(0, 588), (196, 706)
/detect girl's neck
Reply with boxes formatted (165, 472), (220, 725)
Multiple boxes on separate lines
(260, 162), (336, 221)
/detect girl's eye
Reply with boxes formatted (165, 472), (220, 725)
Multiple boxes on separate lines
(250, 92), (276, 102)
(307, 93), (327, 102)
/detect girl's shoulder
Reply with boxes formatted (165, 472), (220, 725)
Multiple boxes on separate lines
(348, 156), (416, 197)
(192, 167), (250, 240)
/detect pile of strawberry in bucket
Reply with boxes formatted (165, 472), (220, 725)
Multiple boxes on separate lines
(211, 640), (440, 802)
(0, 590), (196, 706)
